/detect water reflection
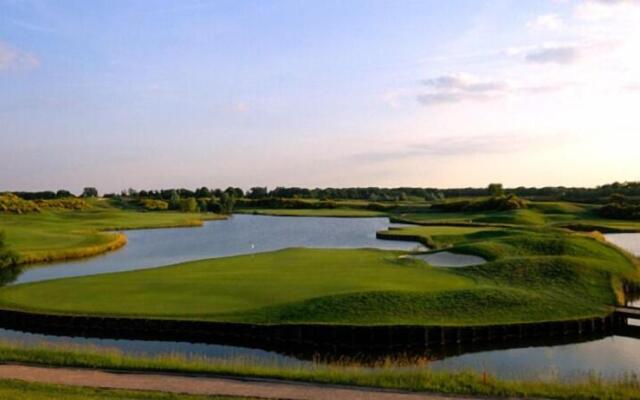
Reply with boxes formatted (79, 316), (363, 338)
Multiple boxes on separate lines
(0, 324), (638, 380)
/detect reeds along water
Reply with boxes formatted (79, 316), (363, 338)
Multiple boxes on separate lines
(16, 232), (128, 266)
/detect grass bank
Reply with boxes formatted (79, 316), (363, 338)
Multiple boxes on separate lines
(0, 340), (638, 399)
(236, 208), (386, 217)
(0, 199), (224, 265)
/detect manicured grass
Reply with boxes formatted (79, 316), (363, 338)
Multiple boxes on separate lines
(236, 208), (386, 217)
(0, 379), (251, 400)
(1, 225), (637, 325)
(0, 199), (223, 264)
(0, 340), (638, 400)
(0, 248), (480, 323)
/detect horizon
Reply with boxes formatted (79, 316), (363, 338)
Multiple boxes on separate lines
(4, 180), (638, 198)
(2, 0), (640, 193)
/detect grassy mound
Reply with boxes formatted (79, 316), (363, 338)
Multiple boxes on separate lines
(229, 287), (587, 325)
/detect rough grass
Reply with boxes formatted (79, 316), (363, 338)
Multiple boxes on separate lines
(0, 379), (250, 399)
(0, 340), (638, 400)
(236, 208), (386, 217)
(0, 200), (224, 265)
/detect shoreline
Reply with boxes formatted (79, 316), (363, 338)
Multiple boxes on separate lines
(11, 214), (226, 267)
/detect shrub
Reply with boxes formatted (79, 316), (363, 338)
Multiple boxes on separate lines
(598, 203), (640, 220)
(0, 193), (40, 214)
(179, 198), (198, 213)
(140, 199), (169, 211)
(35, 198), (90, 210)
(0, 231), (18, 269)
(431, 195), (527, 212)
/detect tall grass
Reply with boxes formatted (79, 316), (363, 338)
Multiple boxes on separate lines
(0, 340), (638, 399)
(16, 233), (128, 265)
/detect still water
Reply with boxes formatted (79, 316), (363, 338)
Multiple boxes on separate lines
(15, 214), (419, 284)
(0, 217), (638, 380)
(413, 251), (486, 267)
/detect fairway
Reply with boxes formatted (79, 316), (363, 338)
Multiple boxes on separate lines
(0, 248), (475, 322)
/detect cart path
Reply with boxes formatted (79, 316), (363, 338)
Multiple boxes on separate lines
(0, 364), (511, 400)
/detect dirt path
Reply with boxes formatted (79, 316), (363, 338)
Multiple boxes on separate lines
(0, 364), (501, 400)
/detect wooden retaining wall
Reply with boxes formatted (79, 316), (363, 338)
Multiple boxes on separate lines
(0, 308), (626, 354)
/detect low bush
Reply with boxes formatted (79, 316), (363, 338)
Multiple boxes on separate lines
(0, 193), (40, 214)
(140, 199), (169, 211)
(0, 231), (18, 268)
(598, 203), (640, 220)
(431, 195), (527, 213)
(35, 198), (90, 210)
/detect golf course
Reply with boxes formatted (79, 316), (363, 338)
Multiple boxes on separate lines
(0, 194), (638, 327)
(1, 190), (640, 399)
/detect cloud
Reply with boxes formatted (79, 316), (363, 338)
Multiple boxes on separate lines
(524, 45), (582, 64)
(624, 83), (640, 92)
(351, 133), (571, 163)
(232, 101), (249, 113)
(527, 14), (564, 31)
(417, 73), (508, 106)
(0, 40), (39, 71)
(416, 73), (567, 106)
(575, 0), (639, 21)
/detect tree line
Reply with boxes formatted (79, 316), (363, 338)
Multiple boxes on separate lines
(9, 181), (640, 204)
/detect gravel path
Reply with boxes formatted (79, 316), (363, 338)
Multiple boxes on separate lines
(0, 364), (503, 400)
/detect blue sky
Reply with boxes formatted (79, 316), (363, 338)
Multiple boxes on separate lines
(1, 0), (639, 193)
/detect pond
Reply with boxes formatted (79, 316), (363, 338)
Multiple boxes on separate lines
(605, 233), (640, 257)
(14, 214), (420, 285)
(0, 218), (638, 381)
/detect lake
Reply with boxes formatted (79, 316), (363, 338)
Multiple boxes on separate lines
(0, 217), (638, 380)
(14, 214), (420, 284)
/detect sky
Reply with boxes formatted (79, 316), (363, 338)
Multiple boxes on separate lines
(1, 0), (639, 193)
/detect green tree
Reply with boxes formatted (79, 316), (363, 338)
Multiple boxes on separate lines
(0, 231), (18, 269)
(220, 193), (236, 214)
(179, 197), (198, 213)
(488, 183), (504, 197)
(609, 193), (626, 205)
(169, 190), (181, 210)
(195, 187), (211, 198)
(81, 187), (98, 198)
(56, 190), (73, 198)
